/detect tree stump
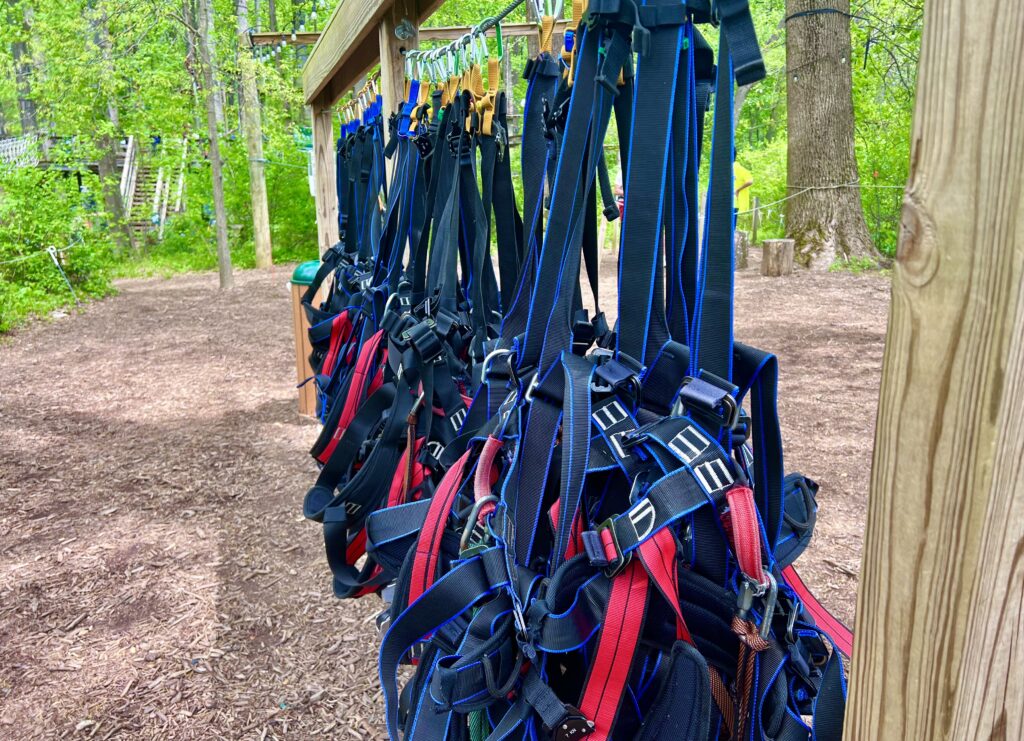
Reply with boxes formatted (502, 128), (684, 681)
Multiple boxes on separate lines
(735, 230), (749, 270)
(761, 239), (794, 277)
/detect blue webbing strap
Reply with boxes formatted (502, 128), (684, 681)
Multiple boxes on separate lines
(615, 4), (689, 366)
(380, 548), (511, 740)
(692, 34), (735, 381)
(529, 25), (632, 376)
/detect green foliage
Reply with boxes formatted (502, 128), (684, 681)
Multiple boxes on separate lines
(0, 0), (920, 332)
(829, 255), (884, 275)
(0, 165), (113, 331)
(735, 0), (921, 257)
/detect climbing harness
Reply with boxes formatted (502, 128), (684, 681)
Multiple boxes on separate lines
(299, 1), (854, 737)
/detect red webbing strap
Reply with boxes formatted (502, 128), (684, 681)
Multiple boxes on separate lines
(781, 565), (854, 657)
(726, 484), (767, 585)
(321, 311), (354, 375)
(346, 528), (367, 564)
(317, 329), (386, 463)
(637, 528), (694, 645)
(578, 560), (649, 741)
(473, 437), (503, 521)
(547, 500), (583, 561)
(408, 450), (472, 605)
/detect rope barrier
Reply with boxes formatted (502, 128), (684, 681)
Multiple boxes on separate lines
(735, 181), (904, 216)
(0, 236), (86, 267)
(251, 157), (308, 170)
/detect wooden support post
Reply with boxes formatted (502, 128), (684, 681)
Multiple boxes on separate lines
(291, 283), (318, 417)
(760, 239), (793, 277)
(379, 0), (418, 179)
(311, 100), (339, 256)
(734, 229), (749, 270)
(845, 0), (1024, 737)
(751, 196), (760, 244)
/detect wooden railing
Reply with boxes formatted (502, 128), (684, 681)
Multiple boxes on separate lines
(120, 136), (139, 212)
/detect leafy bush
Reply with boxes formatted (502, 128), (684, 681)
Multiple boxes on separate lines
(0, 165), (113, 331)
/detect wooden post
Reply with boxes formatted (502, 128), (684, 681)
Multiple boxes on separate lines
(380, 0), (417, 116)
(760, 239), (793, 277)
(734, 229), (749, 270)
(751, 195), (760, 244)
(379, 0), (418, 180)
(291, 283), (318, 416)
(311, 100), (339, 256)
(845, 0), (1024, 737)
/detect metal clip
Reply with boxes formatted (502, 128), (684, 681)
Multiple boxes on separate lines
(460, 495), (499, 553)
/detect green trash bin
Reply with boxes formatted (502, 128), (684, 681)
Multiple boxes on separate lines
(291, 259), (320, 287)
(290, 260), (321, 416)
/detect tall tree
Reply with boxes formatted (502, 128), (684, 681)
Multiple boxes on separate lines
(91, 4), (136, 254)
(10, 2), (38, 134)
(193, 0), (234, 289)
(236, 0), (273, 269)
(784, 0), (876, 269)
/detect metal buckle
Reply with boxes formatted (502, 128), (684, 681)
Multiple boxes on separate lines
(482, 347), (512, 381)
(459, 495), (498, 554)
(548, 707), (595, 741)
(737, 572), (778, 640)
(523, 372), (541, 403)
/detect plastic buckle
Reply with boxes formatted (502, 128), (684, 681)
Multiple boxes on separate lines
(595, 518), (631, 577)
(679, 375), (740, 431)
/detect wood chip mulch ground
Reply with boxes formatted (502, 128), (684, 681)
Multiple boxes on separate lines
(0, 259), (890, 739)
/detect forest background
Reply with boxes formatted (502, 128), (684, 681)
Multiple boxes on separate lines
(0, 0), (921, 331)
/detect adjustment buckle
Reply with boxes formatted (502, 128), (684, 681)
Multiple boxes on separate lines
(679, 374), (740, 431)
(582, 518), (631, 577)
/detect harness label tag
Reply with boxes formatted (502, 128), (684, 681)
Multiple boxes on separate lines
(450, 407), (468, 432)
(692, 458), (734, 496)
(668, 426), (712, 465)
(593, 399), (629, 431)
(628, 497), (657, 542)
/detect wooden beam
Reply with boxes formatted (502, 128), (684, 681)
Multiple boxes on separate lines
(417, 20), (569, 42)
(249, 31), (321, 47)
(249, 21), (570, 53)
(844, 0), (1024, 738)
(311, 102), (339, 256)
(380, 0), (417, 133)
(302, 0), (445, 106)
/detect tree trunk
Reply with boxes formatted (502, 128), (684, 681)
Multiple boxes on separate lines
(203, 0), (226, 128)
(236, 0), (273, 269)
(844, 0), (1024, 737)
(784, 0), (875, 270)
(196, 0), (235, 289)
(11, 4), (37, 134)
(93, 9), (136, 254)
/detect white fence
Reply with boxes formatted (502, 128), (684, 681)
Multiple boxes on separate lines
(0, 136), (39, 168)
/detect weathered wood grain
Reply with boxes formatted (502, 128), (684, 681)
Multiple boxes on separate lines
(845, 0), (1024, 737)
(302, 0), (444, 105)
(761, 238), (793, 277)
(311, 103), (339, 256)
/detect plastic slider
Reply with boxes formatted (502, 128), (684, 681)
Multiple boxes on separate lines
(583, 518), (631, 576)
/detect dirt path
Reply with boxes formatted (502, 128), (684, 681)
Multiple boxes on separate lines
(0, 263), (889, 739)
